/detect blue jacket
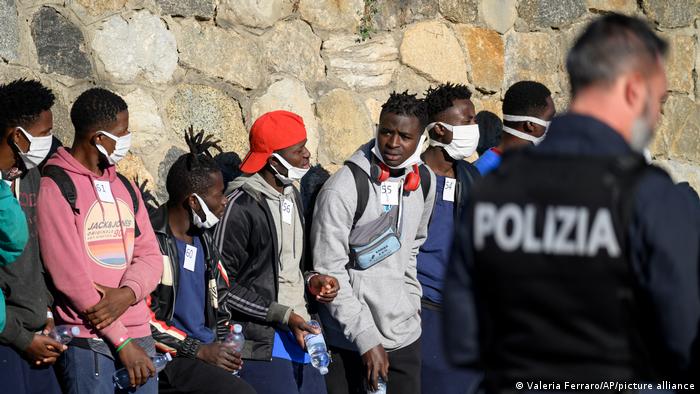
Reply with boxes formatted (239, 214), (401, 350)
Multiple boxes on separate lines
(444, 113), (700, 378)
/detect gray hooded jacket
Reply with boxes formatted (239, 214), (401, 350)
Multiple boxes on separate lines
(311, 141), (435, 354)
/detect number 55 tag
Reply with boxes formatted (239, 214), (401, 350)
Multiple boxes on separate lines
(380, 181), (400, 206)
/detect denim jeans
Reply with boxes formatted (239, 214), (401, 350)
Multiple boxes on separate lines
(55, 343), (157, 394)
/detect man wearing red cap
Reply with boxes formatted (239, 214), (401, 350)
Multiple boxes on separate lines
(213, 110), (340, 394)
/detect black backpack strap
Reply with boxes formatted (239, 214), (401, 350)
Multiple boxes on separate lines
(346, 162), (369, 227)
(42, 165), (79, 214)
(419, 164), (431, 201)
(116, 173), (141, 238)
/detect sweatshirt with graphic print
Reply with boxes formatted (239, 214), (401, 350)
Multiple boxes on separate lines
(37, 148), (162, 347)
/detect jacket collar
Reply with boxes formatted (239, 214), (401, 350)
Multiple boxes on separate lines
(537, 113), (634, 156)
(150, 204), (171, 235)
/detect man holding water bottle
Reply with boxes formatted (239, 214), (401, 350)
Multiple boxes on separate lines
(214, 111), (339, 394)
(147, 128), (255, 394)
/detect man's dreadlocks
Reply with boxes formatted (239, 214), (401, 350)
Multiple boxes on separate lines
(166, 126), (223, 203)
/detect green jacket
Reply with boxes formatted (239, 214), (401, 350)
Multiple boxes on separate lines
(0, 181), (28, 333)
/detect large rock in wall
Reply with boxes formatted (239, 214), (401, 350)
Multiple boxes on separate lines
(166, 84), (248, 157)
(92, 10), (177, 83)
(217, 0), (294, 29)
(400, 20), (469, 84)
(323, 33), (400, 90)
(262, 20), (325, 84)
(316, 89), (374, 166)
(250, 78), (320, 164)
(0, 0), (19, 62)
(31, 7), (93, 79)
(173, 19), (264, 90)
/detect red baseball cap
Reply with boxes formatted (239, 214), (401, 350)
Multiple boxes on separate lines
(239, 110), (307, 174)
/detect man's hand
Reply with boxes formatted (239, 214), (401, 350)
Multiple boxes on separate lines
(42, 315), (55, 336)
(117, 341), (155, 388)
(85, 284), (136, 329)
(362, 344), (389, 392)
(196, 343), (243, 372)
(24, 334), (66, 366)
(287, 312), (319, 349)
(308, 274), (340, 303)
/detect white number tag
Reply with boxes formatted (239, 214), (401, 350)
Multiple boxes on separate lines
(443, 178), (456, 202)
(281, 198), (294, 225)
(184, 244), (197, 272)
(94, 180), (115, 203)
(380, 181), (400, 206)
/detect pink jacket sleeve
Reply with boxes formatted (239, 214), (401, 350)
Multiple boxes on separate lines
(37, 178), (129, 346)
(119, 180), (163, 303)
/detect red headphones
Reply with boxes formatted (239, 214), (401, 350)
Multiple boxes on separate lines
(371, 161), (421, 192)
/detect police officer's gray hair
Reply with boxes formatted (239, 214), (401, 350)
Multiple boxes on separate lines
(566, 13), (668, 97)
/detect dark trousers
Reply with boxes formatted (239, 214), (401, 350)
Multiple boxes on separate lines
(55, 344), (157, 394)
(326, 339), (421, 394)
(239, 357), (327, 394)
(420, 305), (482, 394)
(0, 344), (62, 394)
(159, 357), (257, 394)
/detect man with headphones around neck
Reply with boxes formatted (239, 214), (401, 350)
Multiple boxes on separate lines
(311, 91), (436, 394)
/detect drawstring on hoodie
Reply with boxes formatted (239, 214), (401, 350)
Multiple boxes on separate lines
(90, 172), (130, 267)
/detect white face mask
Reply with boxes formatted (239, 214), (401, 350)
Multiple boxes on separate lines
(502, 114), (551, 146)
(426, 122), (480, 160)
(271, 153), (309, 185)
(629, 93), (655, 154)
(96, 130), (131, 165)
(371, 133), (427, 170)
(15, 127), (53, 169)
(191, 193), (219, 229)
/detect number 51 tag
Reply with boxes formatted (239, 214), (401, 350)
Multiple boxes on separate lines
(380, 181), (400, 206)
(94, 180), (115, 203)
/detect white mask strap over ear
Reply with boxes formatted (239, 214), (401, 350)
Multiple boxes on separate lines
(502, 114), (550, 128)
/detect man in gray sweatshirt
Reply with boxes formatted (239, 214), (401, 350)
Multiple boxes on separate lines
(311, 92), (435, 394)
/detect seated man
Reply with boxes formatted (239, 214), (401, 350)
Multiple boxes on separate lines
(148, 128), (255, 394)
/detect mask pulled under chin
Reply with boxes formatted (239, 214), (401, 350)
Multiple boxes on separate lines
(371, 134), (426, 170)
(96, 130), (132, 165)
(426, 122), (480, 160)
(15, 127), (53, 170)
(272, 153), (309, 185)
(191, 193), (220, 229)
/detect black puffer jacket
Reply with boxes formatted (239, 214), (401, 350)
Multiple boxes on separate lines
(213, 182), (318, 361)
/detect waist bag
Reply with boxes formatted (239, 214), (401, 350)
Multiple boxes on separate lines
(348, 205), (401, 270)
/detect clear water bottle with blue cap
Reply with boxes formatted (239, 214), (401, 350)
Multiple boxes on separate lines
(112, 353), (172, 389)
(224, 324), (245, 376)
(47, 325), (80, 345)
(304, 320), (330, 375)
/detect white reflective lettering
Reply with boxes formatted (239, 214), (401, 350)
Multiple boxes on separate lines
(587, 208), (621, 257)
(473, 203), (497, 250)
(553, 207), (577, 254)
(494, 203), (523, 252)
(522, 204), (542, 253)
(475, 203), (621, 257)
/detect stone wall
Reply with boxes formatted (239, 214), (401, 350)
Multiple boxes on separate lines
(1, 0), (699, 200)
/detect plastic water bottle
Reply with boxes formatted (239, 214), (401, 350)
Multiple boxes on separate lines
(112, 353), (172, 389)
(47, 325), (80, 345)
(369, 377), (387, 394)
(224, 324), (244, 376)
(304, 320), (330, 375)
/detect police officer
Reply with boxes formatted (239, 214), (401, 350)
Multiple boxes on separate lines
(444, 13), (700, 392)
